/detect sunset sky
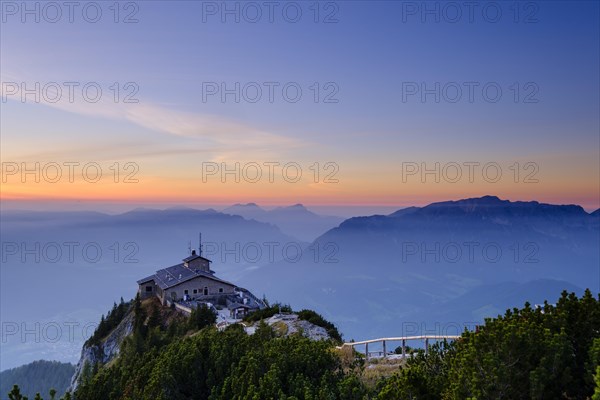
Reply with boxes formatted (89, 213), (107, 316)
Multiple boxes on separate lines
(1, 1), (599, 215)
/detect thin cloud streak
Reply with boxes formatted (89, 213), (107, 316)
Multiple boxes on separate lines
(1, 73), (306, 157)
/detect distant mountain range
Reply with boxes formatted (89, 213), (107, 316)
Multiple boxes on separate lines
(1, 206), (301, 268)
(222, 203), (344, 242)
(0, 196), (598, 368)
(241, 196), (599, 341)
(0, 207), (301, 371)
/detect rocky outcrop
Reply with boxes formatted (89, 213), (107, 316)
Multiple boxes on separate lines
(68, 311), (134, 393)
(265, 313), (331, 341)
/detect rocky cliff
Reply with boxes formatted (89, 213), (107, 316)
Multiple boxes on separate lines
(68, 311), (134, 393)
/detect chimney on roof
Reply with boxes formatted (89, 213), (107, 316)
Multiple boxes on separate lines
(191, 249), (197, 256)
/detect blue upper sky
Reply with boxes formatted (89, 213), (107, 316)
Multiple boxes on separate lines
(1, 1), (599, 212)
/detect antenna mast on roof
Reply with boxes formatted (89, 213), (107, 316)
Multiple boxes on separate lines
(188, 241), (192, 255)
(198, 232), (202, 256)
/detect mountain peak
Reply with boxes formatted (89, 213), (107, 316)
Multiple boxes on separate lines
(232, 203), (260, 208)
(424, 195), (588, 216)
(423, 196), (508, 212)
(388, 206), (420, 218)
(452, 195), (507, 205)
(475, 195), (502, 203)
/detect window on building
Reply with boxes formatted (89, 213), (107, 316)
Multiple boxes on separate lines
(204, 287), (208, 295)
(184, 290), (189, 295)
(219, 287), (224, 293)
(145, 286), (153, 292)
(193, 289), (198, 294)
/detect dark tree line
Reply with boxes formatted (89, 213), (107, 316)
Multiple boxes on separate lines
(1, 361), (73, 400)
(377, 289), (600, 399)
(85, 298), (130, 348)
(9, 289), (600, 399)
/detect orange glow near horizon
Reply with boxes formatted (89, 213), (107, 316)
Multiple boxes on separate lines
(1, 152), (598, 211)
(2, 176), (598, 211)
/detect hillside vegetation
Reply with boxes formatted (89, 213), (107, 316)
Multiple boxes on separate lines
(7, 290), (600, 399)
(0, 360), (74, 400)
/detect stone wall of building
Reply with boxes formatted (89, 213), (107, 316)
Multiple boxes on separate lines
(161, 276), (236, 302)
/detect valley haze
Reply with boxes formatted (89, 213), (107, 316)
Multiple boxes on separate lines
(1, 195), (598, 371)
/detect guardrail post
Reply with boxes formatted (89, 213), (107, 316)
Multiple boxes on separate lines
(382, 340), (386, 358)
(402, 339), (406, 358)
(425, 338), (429, 356)
(365, 342), (369, 361)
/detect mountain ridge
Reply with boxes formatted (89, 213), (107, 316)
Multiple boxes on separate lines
(222, 203), (344, 241)
(242, 195), (599, 341)
(0, 360), (74, 400)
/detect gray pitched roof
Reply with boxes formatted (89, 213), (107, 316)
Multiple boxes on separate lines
(140, 263), (236, 290)
(137, 275), (155, 285)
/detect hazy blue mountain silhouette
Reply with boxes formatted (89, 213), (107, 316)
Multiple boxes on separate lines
(401, 279), (584, 328)
(0, 207), (299, 370)
(223, 203), (267, 219)
(1, 197), (597, 367)
(223, 203), (344, 241)
(240, 196), (599, 341)
(388, 206), (420, 218)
